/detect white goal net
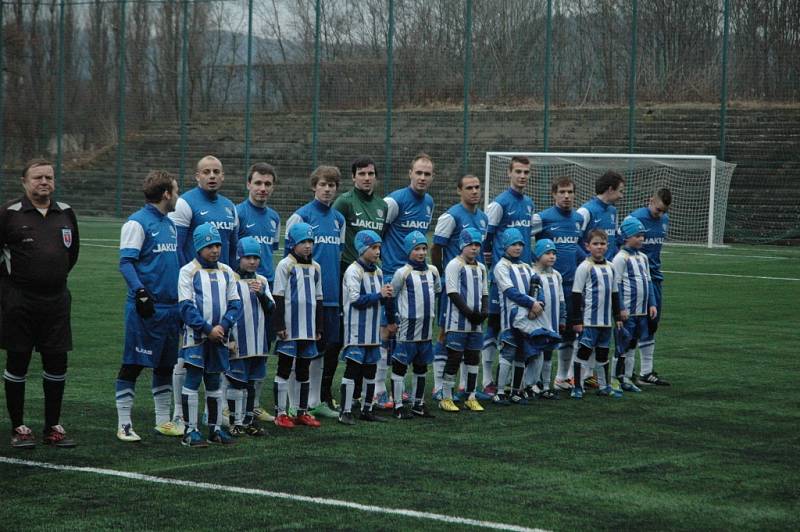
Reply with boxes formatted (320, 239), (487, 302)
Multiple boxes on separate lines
(484, 152), (737, 247)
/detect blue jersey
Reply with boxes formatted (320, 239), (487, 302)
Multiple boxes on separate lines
(119, 204), (179, 304)
(273, 254), (323, 341)
(433, 203), (488, 267)
(444, 256), (488, 333)
(236, 200), (281, 282)
(572, 258), (618, 327)
(628, 207), (669, 282)
(531, 206), (585, 286)
(612, 247), (655, 316)
(342, 260), (384, 347)
(577, 197), (619, 259)
(485, 188), (535, 269)
(170, 187), (239, 266)
(382, 187), (435, 278)
(231, 273), (274, 358)
(284, 199), (345, 307)
(177, 260), (241, 348)
(391, 263), (441, 342)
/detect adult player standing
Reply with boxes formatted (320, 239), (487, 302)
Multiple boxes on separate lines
(377, 154), (436, 408)
(626, 188), (672, 386)
(284, 166), (346, 418)
(168, 155), (239, 428)
(480, 156), (534, 396)
(577, 170), (625, 259)
(531, 176), (586, 391)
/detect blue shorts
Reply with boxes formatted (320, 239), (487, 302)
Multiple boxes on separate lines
(445, 331), (483, 352)
(180, 341), (229, 373)
(226, 356), (267, 383)
(275, 339), (319, 359)
(122, 303), (180, 368)
(488, 283), (500, 314)
(340, 345), (381, 365)
(393, 341), (433, 366)
(617, 315), (651, 354)
(579, 327), (612, 349)
(318, 306), (341, 349)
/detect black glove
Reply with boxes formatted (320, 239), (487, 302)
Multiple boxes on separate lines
(467, 311), (484, 326)
(135, 288), (155, 319)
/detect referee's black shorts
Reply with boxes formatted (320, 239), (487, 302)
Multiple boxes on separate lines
(0, 281), (73, 353)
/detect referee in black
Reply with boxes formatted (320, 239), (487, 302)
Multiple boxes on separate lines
(1, 158), (79, 448)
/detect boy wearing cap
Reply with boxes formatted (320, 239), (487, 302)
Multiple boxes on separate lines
(493, 228), (546, 405)
(526, 239), (566, 399)
(272, 222), (324, 428)
(569, 229), (622, 399)
(612, 217), (657, 392)
(225, 237), (274, 437)
(177, 223), (242, 446)
(338, 230), (395, 425)
(389, 231), (441, 419)
(439, 227), (489, 413)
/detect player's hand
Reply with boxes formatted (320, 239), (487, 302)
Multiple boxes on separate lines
(467, 311), (484, 326)
(247, 279), (263, 294)
(208, 325), (225, 343)
(228, 340), (238, 356)
(316, 332), (322, 341)
(381, 284), (393, 298)
(135, 288), (155, 319)
(530, 301), (544, 317)
(615, 320), (623, 330)
(649, 306), (658, 320)
(386, 323), (398, 335)
(573, 324), (583, 333)
(277, 329), (288, 340)
(620, 310), (629, 321)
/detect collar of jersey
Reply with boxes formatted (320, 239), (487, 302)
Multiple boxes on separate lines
(20, 195), (59, 212)
(247, 199), (266, 211)
(407, 186), (426, 199)
(354, 187), (374, 201)
(144, 203), (166, 218)
(290, 251), (313, 264)
(503, 254), (522, 264)
(198, 187), (219, 201)
(312, 198), (332, 212)
(507, 187), (524, 199)
(555, 206), (573, 216)
(407, 258), (428, 271)
(195, 255), (219, 269)
(357, 258), (377, 272)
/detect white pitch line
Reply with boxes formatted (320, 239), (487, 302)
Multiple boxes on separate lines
(664, 270), (800, 282)
(0, 457), (546, 532)
(83, 238), (119, 242)
(82, 243), (119, 249)
(662, 250), (791, 260)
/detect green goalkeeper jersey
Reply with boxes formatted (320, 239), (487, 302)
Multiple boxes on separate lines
(334, 187), (387, 266)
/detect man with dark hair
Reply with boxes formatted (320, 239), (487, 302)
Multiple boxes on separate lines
(115, 170), (182, 442)
(1, 158), (80, 448)
(284, 166), (346, 418)
(577, 170), (625, 259)
(236, 162), (281, 423)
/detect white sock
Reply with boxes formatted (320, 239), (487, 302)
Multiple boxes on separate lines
(497, 358), (512, 395)
(152, 384), (171, 425)
(181, 386), (199, 429)
(375, 347), (389, 396)
(442, 373), (455, 400)
(391, 372), (405, 407)
(308, 357), (323, 408)
(227, 387), (246, 425)
(172, 360), (186, 419)
(481, 346), (496, 387)
(596, 364), (607, 387)
(542, 352), (553, 390)
(253, 379), (265, 409)
(640, 341), (655, 375)
(275, 376), (288, 414)
(115, 387), (134, 427)
(556, 346), (572, 381)
(625, 350), (636, 379)
(432, 359), (445, 393)
(288, 370), (299, 409)
(458, 362), (467, 390)
(341, 377), (354, 413)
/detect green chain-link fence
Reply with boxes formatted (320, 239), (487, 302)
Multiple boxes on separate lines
(1, 0), (798, 242)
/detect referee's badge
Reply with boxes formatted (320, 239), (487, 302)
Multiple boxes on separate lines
(62, 228), (73, 248)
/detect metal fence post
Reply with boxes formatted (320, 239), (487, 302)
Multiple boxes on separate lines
(311, 0), (321, 169)
(628, 0), (637, 153)
(179, 0), (189, 183)
(462, 0), (473, 175)
(0, 1), (5, 200)
(543, 0), (552, 152)
(55, 0), (65, 187)
(719, 0), (730, 160)
(115, 0), (127, 217)
(384, 0), (394, 194)
(244, 0), (253, 175)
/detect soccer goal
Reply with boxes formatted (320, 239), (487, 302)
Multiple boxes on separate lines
(484, 152), (737, 247)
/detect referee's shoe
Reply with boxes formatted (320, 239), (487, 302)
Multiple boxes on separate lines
(43, 425), (77, 448)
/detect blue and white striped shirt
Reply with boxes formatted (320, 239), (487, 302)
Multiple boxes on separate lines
(273, 255), (323, 341)
(178, 261), (241, 348)
(391, 263), (441, 342)
(444, 256), (488, 333)
(342, 261), (384, 347)
(231, 273), (274, 358)
(612, 248), (654, 316)
(572, 259), (618, 327)
(494, 257), (536, 333)
(531, 266), (565, 335)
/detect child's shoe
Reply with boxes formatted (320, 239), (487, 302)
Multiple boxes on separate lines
(208, 427), (235, 444)
(509, 392), (529, 405)
(463, 398), (485, 412)
(294, 412), (321, 427)
(411, 403), (435, 418)
(438, 398), (460, 412)
(570, 386), (584, 399)
(338, 412), (356, 426)
(181, 429), (208, 448)
(116, 424), (141, 442)
(393, 405), (413, 420)
(274, 413), (295, 429)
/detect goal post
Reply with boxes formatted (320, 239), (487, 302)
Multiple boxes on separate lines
(484, 152), (736, 247)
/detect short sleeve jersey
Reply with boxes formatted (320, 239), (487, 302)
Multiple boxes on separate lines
(178, 260), (240, 348)
(284, 199), (345, 306)
(433, 203), (488, 267)
(119, 203), (179, 304)
(628, 208), (669, 282)
(391, 263), (441, 342)
(577, 197), (619, 259)
(333, 188), (387, 266)
(572, 258), (618, 327)
(382, 187), (435, 278)
(231, 272), (274, 358)
(444, 256), (488, 333)
(170, 187), (239, 266)
(531, 206), (585, 287)
(485, 188), (535, 269)
(273, 254), (324, 341)
(342, 261), (384, 347)
(236, 200), (281, 282)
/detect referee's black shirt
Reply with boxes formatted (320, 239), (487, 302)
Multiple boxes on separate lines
(0, 196), (80, 294)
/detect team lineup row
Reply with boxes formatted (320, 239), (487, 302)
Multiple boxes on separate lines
(0, 153), (672, 448)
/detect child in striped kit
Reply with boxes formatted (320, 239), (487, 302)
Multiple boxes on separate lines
(439, 227), (488, 413)
(177, 223), (242, 447)
(569, 229), (623, 399)
(271, 222), (324, 428)
(389, 231), (441, 420)
(225, 237), (274, 437)
(338, 230), (395, 425)
(611, 217), (657, 393)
